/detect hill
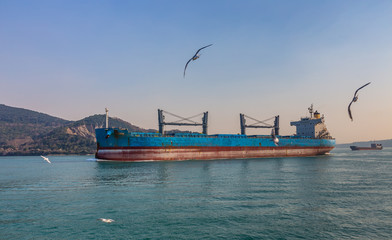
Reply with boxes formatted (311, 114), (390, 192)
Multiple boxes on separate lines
(0, 104), (70, 153)
(336, 139), (392, 148)
(0, 104), (155, 156)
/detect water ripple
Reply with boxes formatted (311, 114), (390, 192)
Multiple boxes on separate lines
(1, 150), (392, 239)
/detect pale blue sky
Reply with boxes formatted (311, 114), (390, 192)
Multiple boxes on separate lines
(1, 0), (392, 143)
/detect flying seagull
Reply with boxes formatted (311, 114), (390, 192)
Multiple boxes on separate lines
(271, 129), (279, 146)
(98, 218), (115, 223)
(183, 44), (213, 77)
(348, 82), (371, 121)
(41, 155), (51, 164)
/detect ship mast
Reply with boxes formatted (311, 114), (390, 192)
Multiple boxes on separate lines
(239, 114), (279, 135)
(158, 109), (208, 135)
(308, 104), (313, 118)
(105, 108), (109, 128)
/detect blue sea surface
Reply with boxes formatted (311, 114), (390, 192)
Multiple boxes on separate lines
(1, 148), (392, 239)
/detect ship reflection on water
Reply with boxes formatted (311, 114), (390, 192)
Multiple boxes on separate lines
(92, 158), (288, 188)
(93, 161), (170, 185)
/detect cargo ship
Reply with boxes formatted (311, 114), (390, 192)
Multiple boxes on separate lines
(95, 106), (335, 161)
(350, 143), (383, 151)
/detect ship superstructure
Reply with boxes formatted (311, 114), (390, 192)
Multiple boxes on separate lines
(290, 105), (332, 139)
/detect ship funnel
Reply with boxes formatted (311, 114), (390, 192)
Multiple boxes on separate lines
(314, 111), (320, 119)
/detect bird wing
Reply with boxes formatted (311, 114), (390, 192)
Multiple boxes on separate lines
(353, 82), (371, 97)
(183, 58), (193, 77)
(194, 44), (213, 55)
(271, 129), (279, 145)
(99, 218), (114, 223)
(41, 155), (51, 163)
(348, 82), (370, 121)
(348, 100), (354, 121)
(184, 44), (213, 77)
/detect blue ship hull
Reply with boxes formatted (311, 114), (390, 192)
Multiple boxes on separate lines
(95, 129), (335, 161)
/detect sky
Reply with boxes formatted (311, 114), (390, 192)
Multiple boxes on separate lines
(1, 0), (392, 144)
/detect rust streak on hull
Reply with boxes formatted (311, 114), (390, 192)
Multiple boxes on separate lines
(96, 146), (334, 162)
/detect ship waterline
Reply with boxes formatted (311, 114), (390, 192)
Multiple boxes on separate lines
(96, 146), (335, 161)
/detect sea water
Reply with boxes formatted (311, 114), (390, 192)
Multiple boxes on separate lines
(1, 148), (392, 239)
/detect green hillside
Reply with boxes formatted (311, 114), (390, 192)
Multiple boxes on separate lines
(0, 104), (70, 152)
(0, 104), (70, 141)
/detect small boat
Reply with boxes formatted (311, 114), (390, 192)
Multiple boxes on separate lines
(350, 143), (383, 151)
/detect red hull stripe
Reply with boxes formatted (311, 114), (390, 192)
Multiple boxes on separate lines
(96, 146), (334, 162)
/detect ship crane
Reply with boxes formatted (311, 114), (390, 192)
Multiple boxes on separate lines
(158, 109), (208, 135)
(239, 114), (279, 136)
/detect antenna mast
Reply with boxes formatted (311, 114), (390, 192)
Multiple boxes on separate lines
(308, 104), (313, 118)
(105, 108), (109, 128)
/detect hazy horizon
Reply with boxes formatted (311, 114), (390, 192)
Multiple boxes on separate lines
(1, 0), (391, 144)
(2, 102), (390, 145)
